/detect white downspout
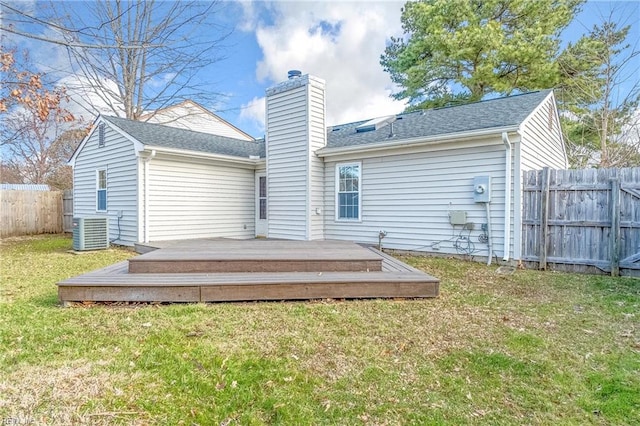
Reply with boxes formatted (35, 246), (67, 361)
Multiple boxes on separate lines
(502, 132), (512, 262)
(143, 150), (156, 243)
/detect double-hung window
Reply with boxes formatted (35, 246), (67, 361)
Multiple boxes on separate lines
(96, 168), (107, 212)
(336, 162), (361, 220)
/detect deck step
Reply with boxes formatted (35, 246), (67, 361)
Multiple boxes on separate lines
(57, 240), (440, 304)
(58, 262), (439, 302)
(128, 240), (383, 273)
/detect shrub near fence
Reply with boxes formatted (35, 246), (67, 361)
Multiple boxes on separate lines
(0, 190), (63, 237)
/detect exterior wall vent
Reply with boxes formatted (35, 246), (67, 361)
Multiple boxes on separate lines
(288, 70), (302, 79)
(73, 217), (109, 251)
(98, 123), (105, 147)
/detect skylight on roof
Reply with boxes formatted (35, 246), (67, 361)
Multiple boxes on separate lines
(356, 115), (396, 133)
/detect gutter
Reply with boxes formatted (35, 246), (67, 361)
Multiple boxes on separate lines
(502, 132), (512, 262)
(142, 145), (263, 166)
(317, 126), (519, 158)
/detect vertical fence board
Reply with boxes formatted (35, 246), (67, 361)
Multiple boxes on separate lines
(1, 190), (64, 237)
(539, 167), (550, 270)
(609, 178), (621, 276)
(522, 167), (640, 276)
(63, 190), (74, 233)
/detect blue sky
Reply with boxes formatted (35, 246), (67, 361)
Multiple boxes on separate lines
(203, 0), (640, 138)
(4, 0), (639, 139)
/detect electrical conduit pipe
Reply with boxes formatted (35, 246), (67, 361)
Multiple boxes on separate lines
(485, 202), (493, 266)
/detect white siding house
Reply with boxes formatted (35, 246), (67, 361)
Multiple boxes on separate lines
(146, 155), (256, 241)
(317, 88), (566, 263)
(71, 72), (566, 263)
(140, 100), (254, 141)
(71, 121), (139, 245)
(70, 116), (264, 246)
(321, 140), (508, 255)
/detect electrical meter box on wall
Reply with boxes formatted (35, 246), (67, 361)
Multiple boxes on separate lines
(473, 176), (491, 203)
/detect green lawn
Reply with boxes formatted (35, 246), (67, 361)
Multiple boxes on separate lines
(1, 235), (638, 425)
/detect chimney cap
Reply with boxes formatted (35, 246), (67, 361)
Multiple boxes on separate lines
(287, 70), (302, 79)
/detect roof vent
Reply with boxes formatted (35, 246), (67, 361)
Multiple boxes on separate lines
(356, 115), (397, 133)
(288, 70), (302, 79)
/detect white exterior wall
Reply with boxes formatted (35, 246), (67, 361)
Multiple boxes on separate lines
(308, 83), (326, 240)
(519, 94), (568, 171)
(73, 123), (139, 246)
(503, 133), (521, 262)
(143, 101), (253, 141)
(323, 140), (510, 259)
(145, 155), (255, 241)
(513, 93), (567, 259)
(265, 75), (326, 240)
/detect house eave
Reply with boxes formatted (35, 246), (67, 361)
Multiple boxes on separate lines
(142, 145), (263, 166)
(317, 126), (520, 158)
(68, 115), (102, 167)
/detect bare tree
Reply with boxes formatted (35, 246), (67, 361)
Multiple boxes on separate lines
(46, 128), (87, 189)
(1, 47), (80, 186)
(1, 0), (233, 120)
(0, 161), (22, 184)
(1, 49), (74, 130)
(2, 105), (83, 186)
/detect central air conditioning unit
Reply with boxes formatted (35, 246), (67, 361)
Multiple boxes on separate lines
(72, 217), (109, 251)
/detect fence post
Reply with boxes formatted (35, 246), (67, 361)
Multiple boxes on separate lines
(610, 178), (621, 276)
(63, 190), (74, 233)
(539, 167), (550, 270)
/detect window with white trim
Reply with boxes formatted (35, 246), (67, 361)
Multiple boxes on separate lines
(336, 162), (361, 220)
(96, 168), (107, 212)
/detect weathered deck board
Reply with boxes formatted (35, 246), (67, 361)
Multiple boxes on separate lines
(129, 239), (383, 273)
(200, 281), (438, 302)
(58, 240), (440, 303)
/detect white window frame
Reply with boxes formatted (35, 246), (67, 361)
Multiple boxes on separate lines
(96, 168), (107, 212)
(335, 161), (362, 221)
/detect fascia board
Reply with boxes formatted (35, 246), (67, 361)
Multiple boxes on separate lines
(317, 126), (519, 158)
(68, 115), (100, 167)
(142, 145), (262, 167)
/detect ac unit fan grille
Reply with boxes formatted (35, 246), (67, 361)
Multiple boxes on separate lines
(73, 217), (109, 251)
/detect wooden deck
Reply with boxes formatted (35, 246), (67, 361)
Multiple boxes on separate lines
(58, 239), (439, 304)
(129, 239), (383, 273)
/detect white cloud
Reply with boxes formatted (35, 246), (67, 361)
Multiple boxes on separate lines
(245, 1), (406, 130)
(238, 96), (267, 135)
(58, 75), (125, 122)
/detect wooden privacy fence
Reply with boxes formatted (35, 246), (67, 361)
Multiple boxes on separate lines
(63, 190), (73, 232)
(1, 190), (64, 237)
(522, 167), (640, 277)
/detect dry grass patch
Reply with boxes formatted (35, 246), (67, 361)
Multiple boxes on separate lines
(1, 235), (638, 425)
(0, 360), (148, 425)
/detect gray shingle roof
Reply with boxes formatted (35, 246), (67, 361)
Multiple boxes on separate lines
(101, 90), (551, 158)
(326, 90), (552, 149)
(102, 116), (265, 158)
